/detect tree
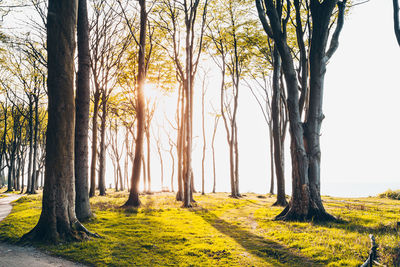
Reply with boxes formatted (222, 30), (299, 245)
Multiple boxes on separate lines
(207, 0), (253, 198)
(256, 0), (347, 221)
(89, 0), (130, 197)
(22, 0), (96, 242)
(156, 0), (209, 207)
(394, 0), (400, 46)
(210, 112), (220, 193)
(75, 0), (93, 221)
(123, 0), (148, 207)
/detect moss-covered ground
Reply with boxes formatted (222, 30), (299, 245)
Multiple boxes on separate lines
(0, 191), (399, 266)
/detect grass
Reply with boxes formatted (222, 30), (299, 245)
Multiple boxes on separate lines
(0, 191), (400, 266)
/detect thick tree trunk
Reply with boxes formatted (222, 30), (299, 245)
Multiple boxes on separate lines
(75, 0), (93, 221)
(22, 0), (97, 242)
(123, 0), (147, 207)
(271, 48), (287, 207)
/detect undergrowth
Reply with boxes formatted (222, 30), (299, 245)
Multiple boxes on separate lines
(379, 189), (400, 200)
(0, 191), (400, 266)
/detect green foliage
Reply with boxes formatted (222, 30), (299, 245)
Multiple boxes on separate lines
(378, 189), (400, 200)
(1, 192), (400, 266)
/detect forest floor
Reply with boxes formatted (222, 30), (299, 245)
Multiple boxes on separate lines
(0, 190), (399, 266)
(0, 193), (87, 267)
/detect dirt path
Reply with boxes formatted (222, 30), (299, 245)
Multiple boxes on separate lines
(0, 193), (87, 267)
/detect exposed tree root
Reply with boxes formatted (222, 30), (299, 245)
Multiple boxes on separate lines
(275, 205), (336, 222)
(272, 198), (288, 207)
(20, 220), (101, 244)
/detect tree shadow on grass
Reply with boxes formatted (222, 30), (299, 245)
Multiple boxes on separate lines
(191, 207), (323, 267)
(313, 217), (399, 237)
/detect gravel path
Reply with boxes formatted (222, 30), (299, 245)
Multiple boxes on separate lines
(0, 193), (88, 267)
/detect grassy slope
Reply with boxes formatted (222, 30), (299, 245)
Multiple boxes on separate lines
(0, 192), (399, 266)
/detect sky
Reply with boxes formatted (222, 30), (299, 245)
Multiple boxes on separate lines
(3, 0), (400, 198)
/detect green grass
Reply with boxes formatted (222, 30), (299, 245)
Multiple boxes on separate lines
(0, 191), (400, 266)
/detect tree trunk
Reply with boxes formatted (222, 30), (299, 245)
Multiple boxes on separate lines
(145, 130), (151, 193)
(29, 96), (39, 194)
(256, 0), (345, 221)
(201, 81), (206, 195)
(211, 116), (218, 194)
(271, 47), (287, 206)
(98, 97), (107, 196)
(22, 0), (96, 242)
(75, 0), (92, 221)
(26, 101), (33, 194)
(169, 146), (175, 192)
(268, 126), (274, 194)
(89, 90), (100, 197)
(394, 0), (400, 46)
(123, 0), (147, 207)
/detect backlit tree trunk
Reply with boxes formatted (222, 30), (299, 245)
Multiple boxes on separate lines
(124, 0), (147, 207)
(75, 0), (93, 221)
(89, 89), (100, 197)
(98, 95), (107, 196)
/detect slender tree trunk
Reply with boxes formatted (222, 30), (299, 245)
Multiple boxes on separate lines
(271, 47), (287, 206)
(89, 91), (100, 197)
(123, 0), (147, 207)
(201, 80), (206, 195)
(176, 88), (184, 201)
(142, 155), (146, 192)
(145, 130), (151, 193)
(27, 102), (33, 194)
(98, 98), (107, 196)
(30, 96), (39, 194)
(268, 125), (274, 194)
(75, 0), (93, 221)
(211, 116), (219, 193)
(169, 146), (175, 192)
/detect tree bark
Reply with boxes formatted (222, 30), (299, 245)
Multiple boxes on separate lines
(211, 116), (219, 193)
(22, 0), (96, 242)
(89, 90), (100, 197)
(98, 96), (107, 196)
(271, 47), (287, 206)
(256, 0), (345, 221)
(394, 0), (400, 46)
(75, 0), (93, 221)
(124, 0), (147, 207)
